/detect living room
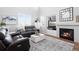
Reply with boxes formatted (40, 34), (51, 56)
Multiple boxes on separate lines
(0, 7), (79, 51)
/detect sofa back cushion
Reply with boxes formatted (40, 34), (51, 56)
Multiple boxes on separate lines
(0, 32), (5, 40)
(0, 40), (6, 50)
(25, 26), (36, 31)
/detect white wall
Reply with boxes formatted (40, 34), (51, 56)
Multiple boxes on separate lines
(0, 7), (39, 32)
(0, 7), (39, 16)
(39, 7), (65, 35)
(40, 7), (65, 16)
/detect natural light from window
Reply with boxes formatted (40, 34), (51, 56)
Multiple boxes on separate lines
(18, 14), (32, 28)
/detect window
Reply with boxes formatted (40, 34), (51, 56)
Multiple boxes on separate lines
(18, 14), (32, 27)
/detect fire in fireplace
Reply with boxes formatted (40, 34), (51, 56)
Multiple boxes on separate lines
(59, 28), (74, 41)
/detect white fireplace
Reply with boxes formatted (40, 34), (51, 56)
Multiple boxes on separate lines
(56, 7), (79, 43)
(57, 24), (79, 42)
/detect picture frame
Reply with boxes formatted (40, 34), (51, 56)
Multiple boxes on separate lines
(59, 7), (73, 22)
(2, 16), (17, 24)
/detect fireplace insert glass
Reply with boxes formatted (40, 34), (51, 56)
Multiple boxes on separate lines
(59, 28), (74, 41)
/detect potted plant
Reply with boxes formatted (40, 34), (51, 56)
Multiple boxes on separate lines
(0, 22), (6, 27)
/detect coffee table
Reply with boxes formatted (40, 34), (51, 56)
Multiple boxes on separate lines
(30, 33), (45, 43)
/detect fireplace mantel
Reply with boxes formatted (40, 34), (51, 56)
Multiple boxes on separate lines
(57, 23), (79, 26)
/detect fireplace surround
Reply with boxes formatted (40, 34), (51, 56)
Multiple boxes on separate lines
(59, 28), (74, 41)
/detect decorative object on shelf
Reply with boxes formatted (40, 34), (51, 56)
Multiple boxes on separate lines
(48, 16), (56, 30)
(76, 15), (79, 22)
(0, 22), (6, 27)
(35, 17), (40, 23)
(59, 7), (73, 22)
(34, 17), (41, 30)
(34, 17), (41, 35)
(2, 16), (17, 24)
(35, 30), (39, 35)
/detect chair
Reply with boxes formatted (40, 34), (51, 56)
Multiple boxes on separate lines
(0, 31), (30, 51)
(0, 40), (6, 50)
(0, 32), (6, 50)
(0, 32), (5, 41)
(6, 38), (30, 51)
(21, 26), (36, 37)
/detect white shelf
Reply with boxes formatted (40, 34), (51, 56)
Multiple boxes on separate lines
(49, 22), (56, 26)
(57, 23), (79, 26)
